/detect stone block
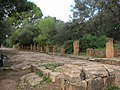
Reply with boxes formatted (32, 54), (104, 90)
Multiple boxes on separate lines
(65, 81), (87, 90)
(53, 46), (57, 52)
(46, 45), (50, 52)
(31, 64), (38, 72)
(86, 78), (104, 90)
(106, 38), (114, 58)
(36, 44), (40, 51)
(30, 44), (33, 51)
(86, 48), (94, 57)
(21, 73), (43, 86)
(73, 40), (79, 55)
(83, 64), (108, 79)
(61, 47), (65, 54)
(105, 75), (115, 86)
(61, 64), (82, 83)
(115, 72), (120, 88)
(49, 72), (61, 82)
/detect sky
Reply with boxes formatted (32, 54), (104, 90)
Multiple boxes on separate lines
(28, 0), (75, 22)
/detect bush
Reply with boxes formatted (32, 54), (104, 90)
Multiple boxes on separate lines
(114, 41), (120, 50)
(63, 40), (73, 54)
(106, 85), (119, 90)
(79, 34), (106, 52)
(62, 34), (106, 53)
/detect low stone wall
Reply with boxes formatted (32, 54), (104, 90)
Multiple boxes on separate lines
(89, 58), (120, 66)
(87, 48), (120, 58)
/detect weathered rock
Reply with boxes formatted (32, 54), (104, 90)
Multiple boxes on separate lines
(115, 72), (120, 88)
(83, 64), (109, 79)
(20, 73), (43, 87)
(86, 77), (104, 90)
(61, 64), (82, 83)
(65, 81), (87, 90)
(49, 72), (61, 82)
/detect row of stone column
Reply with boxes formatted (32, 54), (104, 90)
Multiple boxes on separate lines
(18, 44), (57, 53)
(17, 38), (114, 58)
(59, 40), (80, 55)
(17, 40), (80, 55)
(87, 38), (114, 58)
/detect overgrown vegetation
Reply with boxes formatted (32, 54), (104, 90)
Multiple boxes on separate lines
(36, 72), (52, 83)
(39, 63), (57, 71)
(106, 85), (119, 90)
(0, 0), (120, 53)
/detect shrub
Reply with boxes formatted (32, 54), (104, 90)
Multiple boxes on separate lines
(79, 34), (106, 52)
(63, 40), (73, 54)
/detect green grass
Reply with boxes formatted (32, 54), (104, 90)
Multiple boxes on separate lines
(42, 76), (52, 83)
(106, 85), (119, 90)
(45, 64), (56, 71)
(36, 72), (52, 83)
(38, 63), (57, 71)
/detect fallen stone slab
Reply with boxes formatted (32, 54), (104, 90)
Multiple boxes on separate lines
(20, 73), (43, 87)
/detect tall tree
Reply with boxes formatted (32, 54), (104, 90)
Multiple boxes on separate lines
(0, 0), (43, 45)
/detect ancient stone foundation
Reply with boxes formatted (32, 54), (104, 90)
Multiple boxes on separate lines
(61, 62), (116, 90)
(31, 61), (120, 90)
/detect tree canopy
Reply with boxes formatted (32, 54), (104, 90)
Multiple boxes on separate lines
(1, 0), (120, 52)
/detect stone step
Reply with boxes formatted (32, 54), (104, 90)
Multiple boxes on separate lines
(31, 64), (61, 84)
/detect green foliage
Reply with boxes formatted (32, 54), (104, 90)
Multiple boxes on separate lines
(42, 76), (52, 83)
(80, 34), (106, 52)
(2, 38), (13, 48)
(37, 72), (43, 77)
(72, 0), (120, 41)
(63, 35), (106, 53)
(35, 16), (56, 45)
(105, 85), (119, 90)
(10, 23), (39, 46)
(0, 0), (42, 45)
(114, 41), (120, 50)
(36, 72), (52, 83)
(45, 64), (56, 71)
(63, 40), (73, 54)
(0, 20), (13, 44)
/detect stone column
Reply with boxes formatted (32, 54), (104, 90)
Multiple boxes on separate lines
(73, 40), (79, 55)
(86, 48), (94, 57)
(106, 38), (114, 58)
(53, 46), (57, 52)
(46, 45), (50, 53)
(30, 44), (33, 51)
(17, 45), (20, 50)
(37, 44), (40, 51)
(33, 44), (36, 52)
(21, 45), (23, 50)
(40, 46), (43, 52)
(61, 47), (65, 54)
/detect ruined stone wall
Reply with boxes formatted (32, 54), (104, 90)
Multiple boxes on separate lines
(87, 48), (120, 58)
